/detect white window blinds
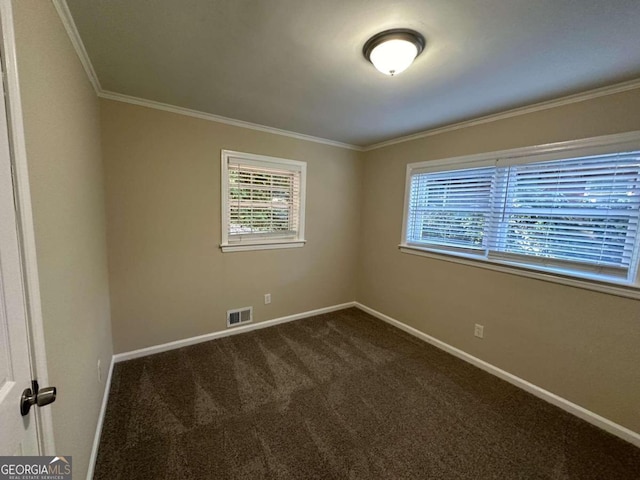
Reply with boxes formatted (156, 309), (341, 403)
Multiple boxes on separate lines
(489, 153), (640, 277)
(228, 162), (300, 241)
(221, 151), (306, 251)
(407, 166), (494, 254)
(405, 149), (640, 283)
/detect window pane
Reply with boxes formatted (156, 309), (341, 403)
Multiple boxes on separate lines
(228, 163), (300, 240)
(403, 141), (640, 285)
(492, 152), (640, 273)
(407, 167), (495, 252)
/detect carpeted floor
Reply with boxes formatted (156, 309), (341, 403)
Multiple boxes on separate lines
(94, 308), (640, 479)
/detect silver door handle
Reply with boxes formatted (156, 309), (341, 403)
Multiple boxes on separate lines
(20, 380), (56, 416)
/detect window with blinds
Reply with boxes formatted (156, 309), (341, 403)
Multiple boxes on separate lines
(403, 140), (640, 286)
(221, 151), (306, 252)
(407, 166), (495, 254)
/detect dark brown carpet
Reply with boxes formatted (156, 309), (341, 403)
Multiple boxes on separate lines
(94, 308), (640, 479)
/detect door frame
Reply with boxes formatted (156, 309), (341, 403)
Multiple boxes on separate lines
(0, 0), (55, 455)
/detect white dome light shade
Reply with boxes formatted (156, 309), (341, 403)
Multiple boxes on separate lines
(363, 29), (425, 77)
(369, 39), (418, 76)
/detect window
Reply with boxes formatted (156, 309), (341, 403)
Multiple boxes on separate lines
(401, 133), (640, 295)
(221, 150), (306, 252)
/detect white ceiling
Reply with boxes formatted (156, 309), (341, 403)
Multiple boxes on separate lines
(65, 0), (640, 147)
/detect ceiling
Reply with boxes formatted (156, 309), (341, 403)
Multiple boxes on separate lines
(65, 0), (640, 147)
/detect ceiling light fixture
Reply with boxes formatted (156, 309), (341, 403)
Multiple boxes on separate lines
(363, 29), (425, 77)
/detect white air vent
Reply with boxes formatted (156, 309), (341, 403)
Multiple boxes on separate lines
(227, 307), (252, 328)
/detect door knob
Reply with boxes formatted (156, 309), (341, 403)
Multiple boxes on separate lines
(36, 387), (57, 407)
(20, 380), (57, 416)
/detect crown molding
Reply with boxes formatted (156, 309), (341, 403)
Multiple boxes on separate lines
(53, 0), (362, 151)
(52, 0), (101, 95)
(98, 90), (363, 151)
(100, 77), (640, 153)
(53, 0), (640, 153)
(364, 78), (640, 151)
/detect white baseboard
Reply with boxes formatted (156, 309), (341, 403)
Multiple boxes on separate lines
(88, 299), (638, 479)
(86, 302), (354, 478)
(354, 302), (640, 448)
(86, 355), (115, 480)
(113, 302), (356, 363)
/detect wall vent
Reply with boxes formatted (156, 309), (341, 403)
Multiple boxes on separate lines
(227, 307), (252, 328)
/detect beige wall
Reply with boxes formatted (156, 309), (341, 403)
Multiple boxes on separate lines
(100, 99), (363, 353)
(14, 0), (113, 476)
(102, 90), (640, 434)
(12, 1), (640, 469)
(358, 88), (640, 433)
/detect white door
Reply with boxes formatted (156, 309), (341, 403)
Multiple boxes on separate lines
(0, 49), (39, 455)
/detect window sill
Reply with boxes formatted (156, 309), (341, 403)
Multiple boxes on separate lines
(399, 244), (640, 300)
(221, 240), (306, 253)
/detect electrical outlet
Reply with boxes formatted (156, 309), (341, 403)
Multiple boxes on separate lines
(264, 293), (271, 304)
(97, 359), (102, 383)
(474, 324), (484, 339)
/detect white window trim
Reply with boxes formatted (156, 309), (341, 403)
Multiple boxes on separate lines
(400, 130), (640, 299)
(221, 150), (306, 253)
